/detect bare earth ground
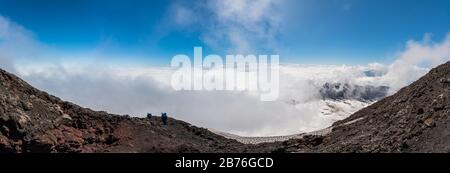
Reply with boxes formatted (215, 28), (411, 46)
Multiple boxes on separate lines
(0, 61), (449, 153)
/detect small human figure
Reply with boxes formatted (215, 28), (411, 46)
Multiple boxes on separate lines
(161, 112), (168, 125)
(147, 113), (152, 119)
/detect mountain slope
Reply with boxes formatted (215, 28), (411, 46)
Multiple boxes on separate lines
(1, 61), (449, 153)
(0, 68), (276, 153)
(280, 61), (450, 152)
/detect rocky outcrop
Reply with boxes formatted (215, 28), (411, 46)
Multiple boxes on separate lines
(320, 82), (389, 102)
(280, 61), (450, 153)
(0, 68), (274, 153)
(1, 61), (449, 153)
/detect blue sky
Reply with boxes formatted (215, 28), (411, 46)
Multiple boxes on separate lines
(0, 0), (449, 65)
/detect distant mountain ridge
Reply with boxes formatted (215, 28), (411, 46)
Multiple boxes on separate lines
(279, 61), (450, 152)
(1, 61), (449, 153)
(319, 82), (389, 102)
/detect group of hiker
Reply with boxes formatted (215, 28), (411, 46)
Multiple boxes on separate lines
(147, 112), (168, 125)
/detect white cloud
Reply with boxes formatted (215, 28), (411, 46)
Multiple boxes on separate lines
(171, 4), (197, 28)
(1, 14), (450, 136)
(0, 15), (39, 72)
(0, 15), (66, 73)
(381, 33), (450, 92)
(15, 33), (445, 136)
(16, 63), (377, 136)
(0, 15), (33, 42)
(169, 0), (282, 54)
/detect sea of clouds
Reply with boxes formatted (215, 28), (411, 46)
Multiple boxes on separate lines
(1, 1), (450, 136)
(9, 58), (442, 136)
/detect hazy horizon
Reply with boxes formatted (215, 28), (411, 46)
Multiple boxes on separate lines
(1, 0), (450, 136)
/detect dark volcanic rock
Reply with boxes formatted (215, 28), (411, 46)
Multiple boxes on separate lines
(0, 68), (272, 153)
(282, 61), (450, 153)
(320, 82), (389, 102)
(1, 61), (450, 153)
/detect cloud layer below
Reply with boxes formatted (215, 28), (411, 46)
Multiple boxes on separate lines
(1, 14), (450, 136)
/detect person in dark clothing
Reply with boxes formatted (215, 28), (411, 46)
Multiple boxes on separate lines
(161, 112), (168, 125)
(147, 113), (152, 119)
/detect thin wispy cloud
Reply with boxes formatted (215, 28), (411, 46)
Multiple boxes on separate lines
(0, 15), (40, 72)
(0, 3), (450, 137)
(168, 0), (282, 54)
(383, 33), (450, 92)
